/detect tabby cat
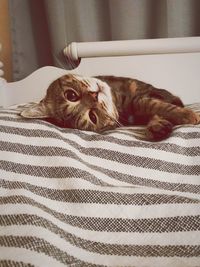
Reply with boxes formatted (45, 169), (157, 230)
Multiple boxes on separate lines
(21, 74), (200, 141)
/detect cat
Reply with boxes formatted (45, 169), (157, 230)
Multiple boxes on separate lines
(21, 74), (200, 141)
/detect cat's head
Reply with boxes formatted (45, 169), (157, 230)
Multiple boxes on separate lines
(21, 74), (119, 132)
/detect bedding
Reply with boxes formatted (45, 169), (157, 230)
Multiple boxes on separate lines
(0, 103), (200, 267)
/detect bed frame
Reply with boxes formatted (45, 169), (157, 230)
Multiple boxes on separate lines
(0, 37), (200, 267)
(1, 37), (200, 107)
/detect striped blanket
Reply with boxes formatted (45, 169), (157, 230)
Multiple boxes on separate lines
(0, 104), (200, 267)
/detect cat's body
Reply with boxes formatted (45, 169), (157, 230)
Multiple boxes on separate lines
(21, 74), (200, 141)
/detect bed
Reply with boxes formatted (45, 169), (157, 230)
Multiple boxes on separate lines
(0, 37), (200, 267)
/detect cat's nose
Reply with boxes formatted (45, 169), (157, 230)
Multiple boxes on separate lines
(89, 92), (98, 101)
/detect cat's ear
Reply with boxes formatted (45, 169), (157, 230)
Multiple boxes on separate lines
(21, 102), (49, 118)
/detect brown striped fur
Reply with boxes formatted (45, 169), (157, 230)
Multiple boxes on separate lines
(21, 74), (200, 141)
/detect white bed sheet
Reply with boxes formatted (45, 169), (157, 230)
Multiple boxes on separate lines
(0, 103), (200, 267)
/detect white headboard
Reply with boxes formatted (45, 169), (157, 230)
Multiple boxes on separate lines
(1, 37), (200, 107)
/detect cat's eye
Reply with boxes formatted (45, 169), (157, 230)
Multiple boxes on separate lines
(89, 110), (97, 124)
(64, 89), (79, 102)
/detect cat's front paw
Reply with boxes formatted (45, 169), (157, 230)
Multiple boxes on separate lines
(146, 116), (173, 141)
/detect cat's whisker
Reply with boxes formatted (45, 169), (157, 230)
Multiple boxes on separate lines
(105, 114), (124, 127)
(115, 119), (123, 127)
(114, 119), (123, 127)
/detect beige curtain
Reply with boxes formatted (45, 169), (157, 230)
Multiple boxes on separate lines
(9, 0), (200, 80)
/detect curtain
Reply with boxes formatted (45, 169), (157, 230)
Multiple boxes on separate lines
(9, 0), (200, 80)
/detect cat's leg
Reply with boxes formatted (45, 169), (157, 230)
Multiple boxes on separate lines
(149, 88), (184, 107)
(138, 98), (200, 125)
(146, 115), (173, 141)
(134, 98), (200, 141)
(162, 104), (200, 125)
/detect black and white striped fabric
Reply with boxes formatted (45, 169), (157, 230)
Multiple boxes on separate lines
(0, 104), (200, 267)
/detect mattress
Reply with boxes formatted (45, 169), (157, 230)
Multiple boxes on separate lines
(0, 103), (200, 267)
